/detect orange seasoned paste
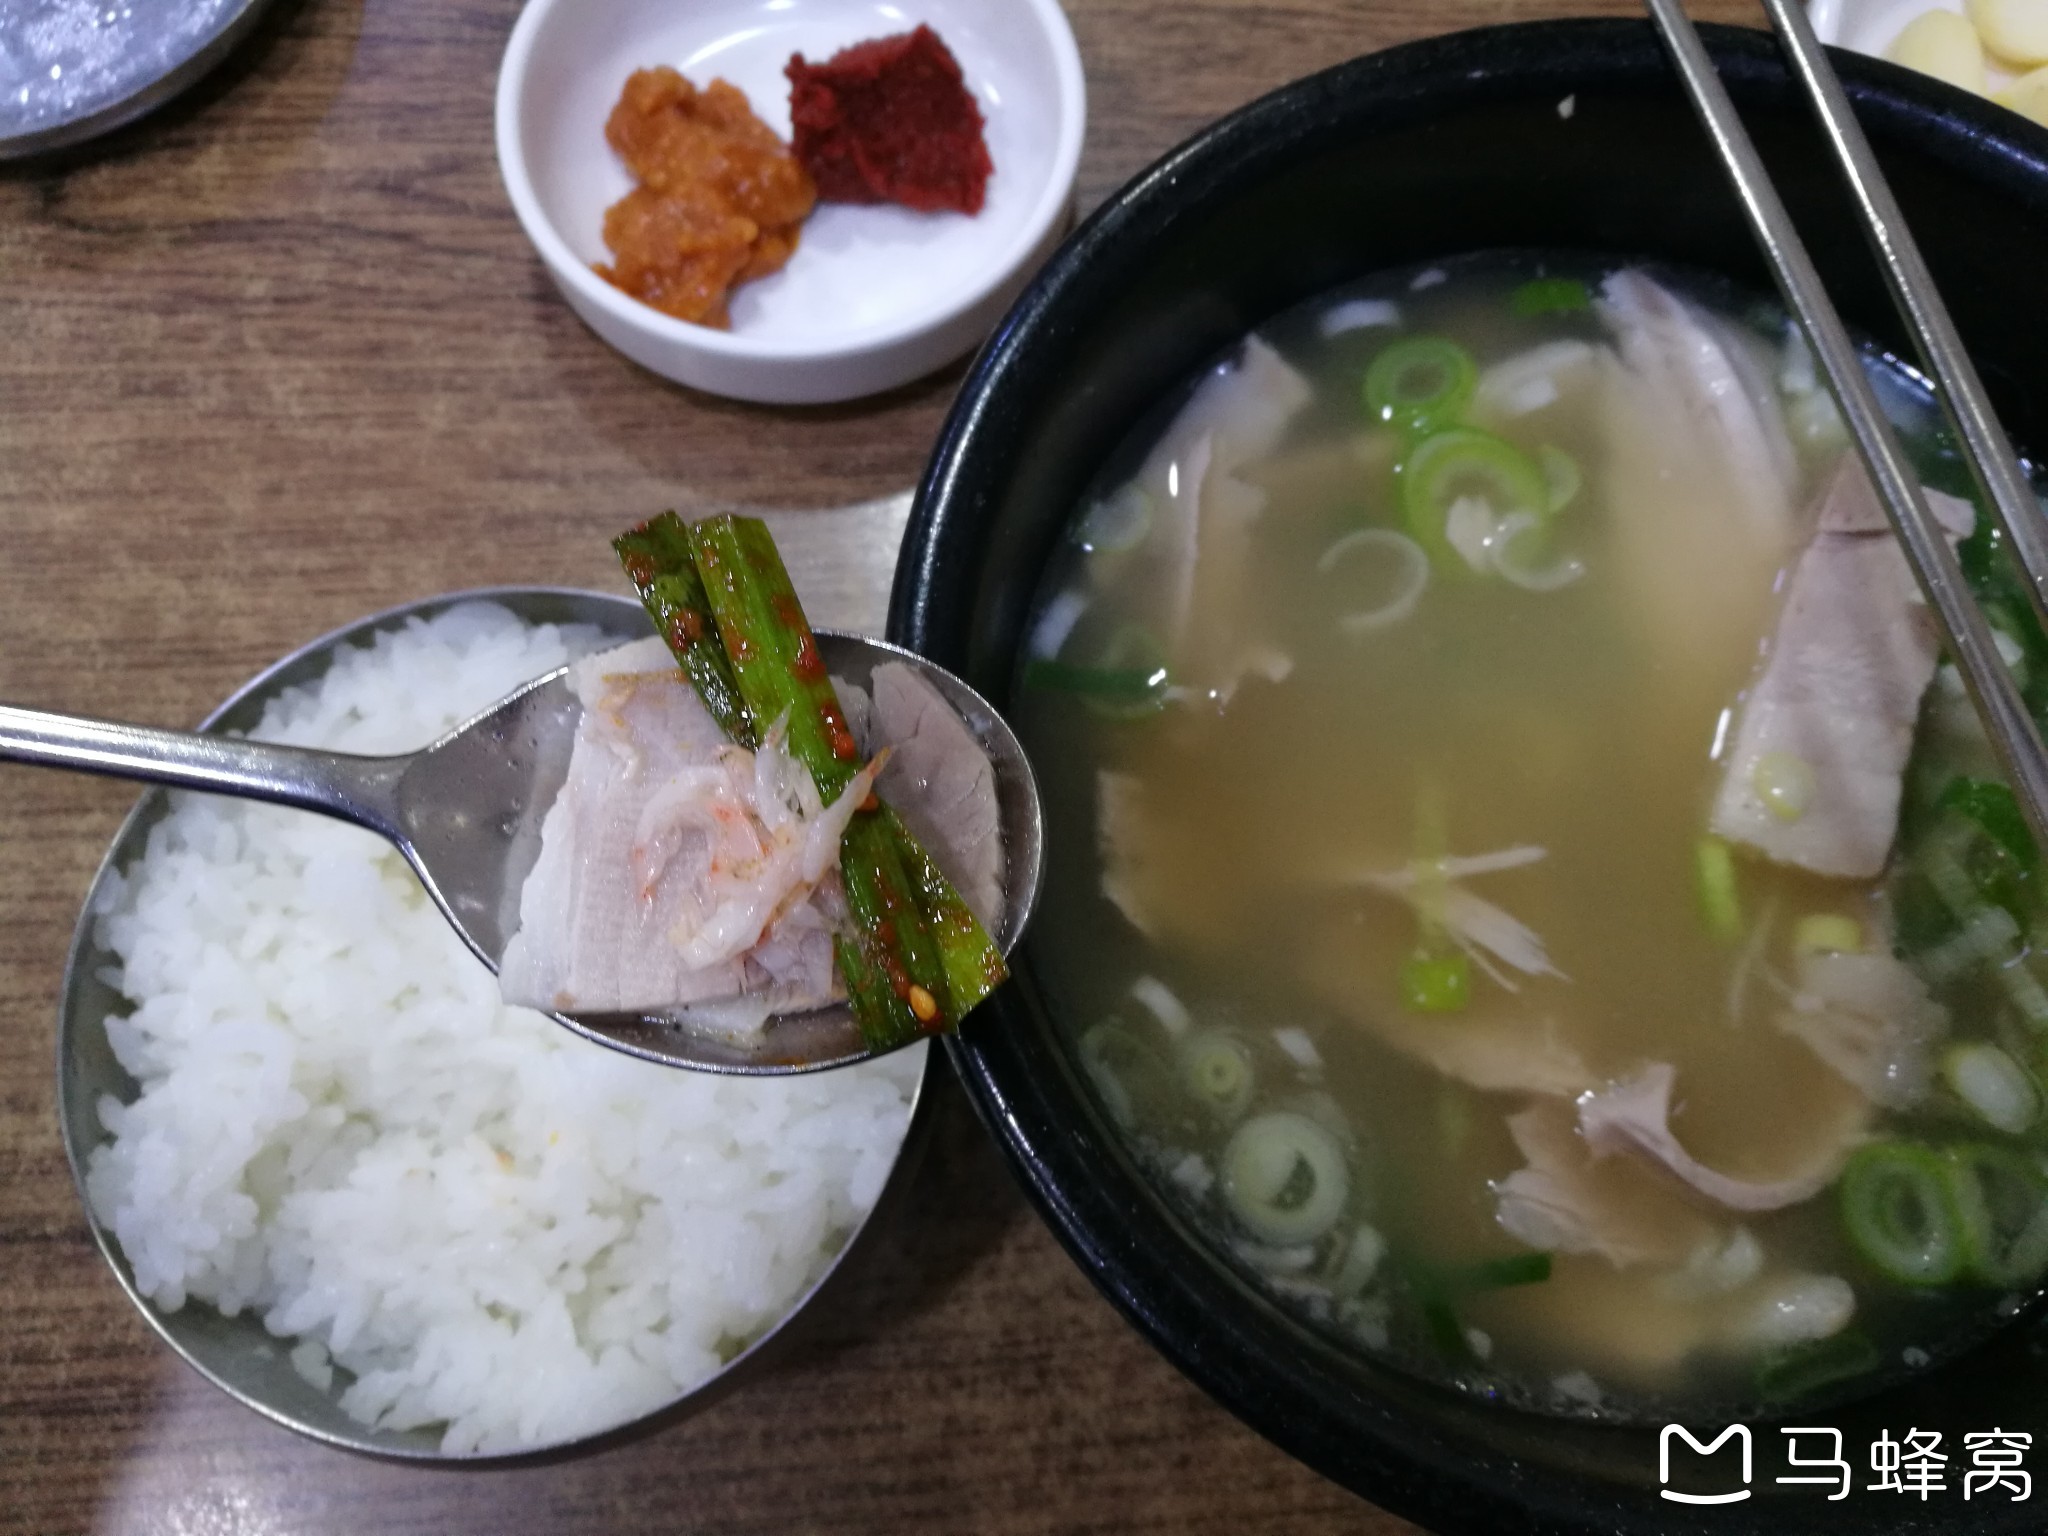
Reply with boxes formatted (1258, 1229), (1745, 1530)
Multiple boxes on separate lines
(595, 69), (816, 328)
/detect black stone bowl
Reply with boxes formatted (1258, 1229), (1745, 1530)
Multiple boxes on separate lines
(888, 19), (2048, 1536)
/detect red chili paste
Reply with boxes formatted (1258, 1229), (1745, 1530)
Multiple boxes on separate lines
(785, 26), (993, 216)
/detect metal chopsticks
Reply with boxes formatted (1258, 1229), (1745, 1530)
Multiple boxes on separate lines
(1641, 0), (2048, 858)
(1757, 0), (2048, 635)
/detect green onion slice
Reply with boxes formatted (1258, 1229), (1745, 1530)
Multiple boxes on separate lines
(1755, 1329), (1880, 1404)
(1365, 337), (1478, 437)
(1397, 428), (1548, 569)
(1793, 914), (1863, 955)
(1442, 1252), (1553, 1291)
(1021, 660), (1165, 704)
(1490, 512), (1586, 592)
(1942, 1042), (2040, 1136)
(1221, 1110), (1351, 1245)
(1022, 626), (1171, 718)
(1421, 1294), (1473, 1361)
(1537, 444), (1582, 514)
(1077, 1021), (1173, 1131)
(1695, 837), (1743, 943)
(1511, 277), (1592, 317)
(1946, 1143), (2048, 1287)
(1940, 778), (2039, 876)
(1400, 948), (1471, 1013)
(1840, 1142), (1965, 1286)
(1753, 751), (1817, 824)
(1179, 1031), (1256, 1121)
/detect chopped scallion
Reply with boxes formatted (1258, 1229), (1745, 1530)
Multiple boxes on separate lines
(1511, 277), (1592, 317)
(1537, 444), (1581, 514)
(1695, 837), (1743, 943)
(1078, 1021), (1172, 1131)
(1942, 1042), (2040, 1136)
(1793, 914), (1863, 955)
(1179, 1031), (1256, 1121)
(1917, 903), (2021, 986)
(1221, 1111), (1352, 1245)
(1436, 1086), (1473, 1154)
(1755, 1329), (1879, 1403)
(1421, 1294), (1472, 1361)
(1753, 751), (1816, 823)
(1364, 337), (1478, 437)
(1397, 428), (1548, 570)
(1400, 948), (1472, 1013)
(1020, 660), (1168, 710)
(1840, 1142), (1965, 1286)
(1940, 778), (2038, 875)
(1946, 1143), (2048, 1287)
(2001, 961), (2048, 1034)
(1442, 1252), (1553, 1290)
(1333, 1224), (1388, 1297)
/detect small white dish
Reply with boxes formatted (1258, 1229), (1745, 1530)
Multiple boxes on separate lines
(496, 0), (1086, 405)
(1808, 0), (2026, 93)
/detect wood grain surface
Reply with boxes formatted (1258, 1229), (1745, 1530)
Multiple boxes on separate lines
(0, 1), (1757, 1531)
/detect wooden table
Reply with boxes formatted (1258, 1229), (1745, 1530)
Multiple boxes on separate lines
(0, 1), (1757, 1529)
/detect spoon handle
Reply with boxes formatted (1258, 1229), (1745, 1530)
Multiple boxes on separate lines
(0, 704), (403, 838)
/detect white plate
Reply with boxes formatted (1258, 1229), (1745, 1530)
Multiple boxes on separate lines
(1807, 0), (2028, 92)
(496, 0), (1086, 404)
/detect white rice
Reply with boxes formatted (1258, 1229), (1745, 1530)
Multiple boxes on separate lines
(83, 602), (922, 1454)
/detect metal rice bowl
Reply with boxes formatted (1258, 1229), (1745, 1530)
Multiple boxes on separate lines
(54, 586), (934, 1461)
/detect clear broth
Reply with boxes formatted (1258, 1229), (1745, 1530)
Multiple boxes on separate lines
(1013, 251), (2048, 1420)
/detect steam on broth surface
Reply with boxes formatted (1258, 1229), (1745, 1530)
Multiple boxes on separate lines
(1013, 252), (2048, 1418)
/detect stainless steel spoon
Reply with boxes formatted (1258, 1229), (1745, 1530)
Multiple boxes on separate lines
(3, 627), (1042, 1075)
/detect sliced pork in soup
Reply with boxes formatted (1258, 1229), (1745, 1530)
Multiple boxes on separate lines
(1015, 251), (2048, 1419)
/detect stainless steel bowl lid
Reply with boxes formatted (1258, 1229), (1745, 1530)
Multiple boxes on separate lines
(0, 0), (275, 159)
